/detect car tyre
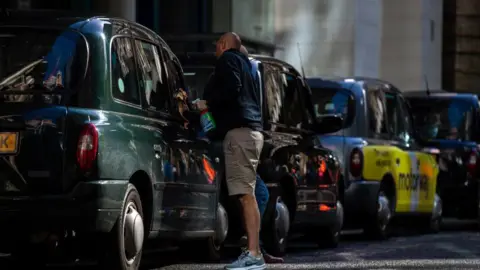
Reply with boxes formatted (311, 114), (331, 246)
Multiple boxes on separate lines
(421, 193), (442, 234)
(180, 203), (228, 262)
(263, 195), (290, 257)
(101, 183), (144, 270)
(363, 190), (392, 240)
(315, 201), (343, 248)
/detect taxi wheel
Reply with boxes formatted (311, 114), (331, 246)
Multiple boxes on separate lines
(422, 193), (442, 234)
(263, 195), (290, 257)
(181, 203), (228, 262)
(101, 184), (144, 270)
(364, 190), (392, 240)
(315, 201), (343, 248)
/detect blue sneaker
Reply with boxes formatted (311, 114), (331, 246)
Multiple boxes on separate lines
(225, 250), (266, 270)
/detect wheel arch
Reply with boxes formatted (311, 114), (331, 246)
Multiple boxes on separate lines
(278, 173), (297, 223)
(129, 170), (154, 233)
(380, 173), (396, 211)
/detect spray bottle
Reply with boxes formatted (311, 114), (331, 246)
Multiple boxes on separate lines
(193, 99), (216, 133)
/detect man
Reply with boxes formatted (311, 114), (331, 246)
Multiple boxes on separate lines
(238, 45), (284, 264)
(199, 32), (265, 270)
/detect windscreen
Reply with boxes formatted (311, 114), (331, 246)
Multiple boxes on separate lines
(409, 97), (474, 141)
(0, 27), (89, 104)
(310, 87), (355, 129)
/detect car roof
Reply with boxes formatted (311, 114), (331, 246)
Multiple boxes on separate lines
(403, 89), (479, 104)
(306, 76), (402, 95)
(177, 52), (303, 76)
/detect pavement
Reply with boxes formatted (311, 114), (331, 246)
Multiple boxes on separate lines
(1, 219), (480, 269)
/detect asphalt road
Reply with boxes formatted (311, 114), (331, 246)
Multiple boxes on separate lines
(2, 219), (480, 269)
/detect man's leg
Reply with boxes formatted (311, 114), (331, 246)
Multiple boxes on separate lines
(254, 176), (284, 263)
(239, 174), (267, 246)
(224, 128), (264, 269)
(255, 175), (269, 218)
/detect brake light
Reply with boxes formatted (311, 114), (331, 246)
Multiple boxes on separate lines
(467, 150), (477, 177)
(77, 123), (99, 171)
(350, 148), (363, 178)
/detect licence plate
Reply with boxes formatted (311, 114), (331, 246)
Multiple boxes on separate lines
(0, 132), (18, 154)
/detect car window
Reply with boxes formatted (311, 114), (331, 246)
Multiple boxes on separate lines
(263, 63), (303, 128)
(133, 40), (169, 112)
(366, 87), (388, 137)
(281, 73), (304, 127)
(397, 95), (415, 145)
(111, 37), (140, 105)
(384, 92), (400, 136)
(409, 97), (474, 141)
(384, 91), (411, 142)
(0, 27), (89, 105)
(162, 47), (189, 119)
(311, 87), (355, 129)
(183, 66), (214, 101)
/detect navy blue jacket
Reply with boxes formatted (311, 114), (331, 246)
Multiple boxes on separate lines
(204, 49), (263, 140)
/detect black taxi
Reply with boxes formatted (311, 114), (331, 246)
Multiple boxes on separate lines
(0, 12), (224, 269)
(405, 90), (480, 221)
(179, 52), (344, 254)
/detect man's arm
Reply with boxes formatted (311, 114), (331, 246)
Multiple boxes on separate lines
(207, 53), (242, 107)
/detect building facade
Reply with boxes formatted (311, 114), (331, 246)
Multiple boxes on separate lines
(9, 0), (444, 91)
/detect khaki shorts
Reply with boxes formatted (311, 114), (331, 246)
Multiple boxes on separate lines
(223, 128), (264, 196)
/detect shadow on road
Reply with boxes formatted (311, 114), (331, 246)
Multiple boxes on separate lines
(0, 219), (478, 269)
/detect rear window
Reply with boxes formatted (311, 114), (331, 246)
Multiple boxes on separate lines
(0, 27), (89, 104)
(183, 66), (214, 100)
(311, 87), (355, 130)
(409, 97), (475, 141)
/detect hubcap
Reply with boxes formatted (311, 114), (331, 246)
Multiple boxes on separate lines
(213, 203), (229, 248)
(377, 192), (391, 230)
(336, 201), (344, 233)
(123, 201), (144, 265)
(432, 194), (443, 221)
(275, 197), (290, 245)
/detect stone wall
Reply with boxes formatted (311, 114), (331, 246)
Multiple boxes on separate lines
(451, 0), (480, 93)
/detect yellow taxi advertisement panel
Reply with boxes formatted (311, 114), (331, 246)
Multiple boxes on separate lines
(362, 145), (438, 214)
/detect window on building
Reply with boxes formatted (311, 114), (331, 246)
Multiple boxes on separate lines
(111, 37), (140, 105)
(133, 40), (169, 112)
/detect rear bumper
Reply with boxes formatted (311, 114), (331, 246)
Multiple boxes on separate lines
(0, 180), (128, 233)
(293, 206), (338, 228)
(293, 188), (338, 229)
(344, 180), (380, 226)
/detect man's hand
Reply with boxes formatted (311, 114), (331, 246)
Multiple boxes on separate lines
(193, 99), (208, 110)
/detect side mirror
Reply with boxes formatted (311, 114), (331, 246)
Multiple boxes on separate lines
(311, 114), (344, 134)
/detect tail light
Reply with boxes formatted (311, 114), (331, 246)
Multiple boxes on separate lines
(77, 123), (99, 171)
(350, 148), (363, 178)
(467, 150), (477, 177)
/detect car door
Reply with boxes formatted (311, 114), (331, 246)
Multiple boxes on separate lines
(385, 90), (437, 213)
(160, 47), (218, 232)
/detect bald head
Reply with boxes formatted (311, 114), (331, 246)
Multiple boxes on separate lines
(239, 45), (248, 56)
(216, 32), (242, 58)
